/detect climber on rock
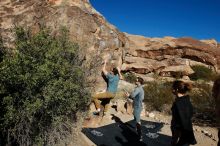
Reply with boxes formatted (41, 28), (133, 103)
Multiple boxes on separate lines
(92, 58), (123, 116)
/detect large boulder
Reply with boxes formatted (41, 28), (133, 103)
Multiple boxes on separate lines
(160, 65), (194, 76)
(0, 0), (126, 92)
(1, 0), (220, 91)
(123, 34), (220, 78)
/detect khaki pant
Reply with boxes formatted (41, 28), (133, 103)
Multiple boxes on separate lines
(92, 92), (115, 112)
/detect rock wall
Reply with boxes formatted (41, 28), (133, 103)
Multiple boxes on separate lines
(0, 0), (220, 88)
(122, 34), (220, 80)
(0, 0), (126, 92)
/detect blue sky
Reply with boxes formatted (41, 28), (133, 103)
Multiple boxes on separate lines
(90, 0), (220, 42)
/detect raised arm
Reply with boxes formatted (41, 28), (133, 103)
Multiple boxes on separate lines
(117, 67), (123, 80)
(102, 59), (108, 76)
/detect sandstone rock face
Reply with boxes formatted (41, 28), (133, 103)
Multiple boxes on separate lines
(0, 0), (220, 92)
(0, 0), (126, 92)
(123, 34), (220, 78)
(201, 39), (218, 47)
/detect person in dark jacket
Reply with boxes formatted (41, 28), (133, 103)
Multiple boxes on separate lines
(171, 80), (197, 146)
(125, 77), (145, 141)
(212, 77), (220, 146)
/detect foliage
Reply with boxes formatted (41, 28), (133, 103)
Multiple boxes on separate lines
(190, 65), (217, 81)
(170, 71), (184, 79)
(143, 81), (174, 112)
(122, 72), (137, 84)
(0, 36), (6, 62)
(190, 82), (216, 125)
(0, 27), (90, 146)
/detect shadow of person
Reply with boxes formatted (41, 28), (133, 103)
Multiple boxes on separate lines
(115, 136), (147, 146)
(111, 114), (147, 146)
(82, 114), (171, 146)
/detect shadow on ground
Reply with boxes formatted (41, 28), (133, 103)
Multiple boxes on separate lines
(82, 114), (171, 146)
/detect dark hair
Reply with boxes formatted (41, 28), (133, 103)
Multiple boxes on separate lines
(137, 77), (144, 85)
(112, 67), (119, 75)
(172, 80), (192, 94)
(213, 76), (220, 99)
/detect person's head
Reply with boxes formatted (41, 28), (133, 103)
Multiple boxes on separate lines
(135, 77), (144, 86)
(213, 77), (220, 99)
(112, 67), (119, 75)
(172, 80), (192, 96)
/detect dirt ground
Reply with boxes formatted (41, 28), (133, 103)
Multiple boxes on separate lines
(81, 106), (218, 146)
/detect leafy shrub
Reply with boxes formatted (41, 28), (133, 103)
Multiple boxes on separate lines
(143, 81), (174, 112)
(190, 65), (217, 81)
(0, 36), (6, 62)
(190, 82), (216, 125)
(170, 71), (184, 79)
(0, 27), (90, 145)
(123, 72), (137, 83)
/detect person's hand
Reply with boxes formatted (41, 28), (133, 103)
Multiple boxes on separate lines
(102, 59), (107, 65)
(102, 60), (107, 65)
(104, 59), (107, 64)
(125, 92), (129, 97)
(124, 89), (129, 97)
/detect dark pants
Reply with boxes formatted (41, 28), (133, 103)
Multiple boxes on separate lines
(136, 123), (142, 139)
(171, 128), (189, 146)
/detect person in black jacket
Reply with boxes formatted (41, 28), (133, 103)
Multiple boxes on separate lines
(171, 80), (197, 146)
(213, 77), (220, 146)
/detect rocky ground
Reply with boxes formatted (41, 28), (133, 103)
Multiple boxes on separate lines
(80, 102), (218, 146)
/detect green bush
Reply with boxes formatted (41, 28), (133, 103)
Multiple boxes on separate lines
(190, 82), (216, 125)
(0, 27), (90, 145)
(0, 36), (6, 62)
(143, 81), (174, 112)
(123, 72), (137, 83)
(170, 71), (184, 79)
(190, 65), (217, 81)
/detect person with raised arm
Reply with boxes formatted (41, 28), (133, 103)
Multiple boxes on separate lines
(92, 59), (122, 116)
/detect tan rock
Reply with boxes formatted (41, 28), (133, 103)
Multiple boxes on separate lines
(160, 65), (194, 76)
(148, 112), (155, 118)
(1, 0), (220, 92)
(115, 99), (127, 114)
(200, 39), (218, 47)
